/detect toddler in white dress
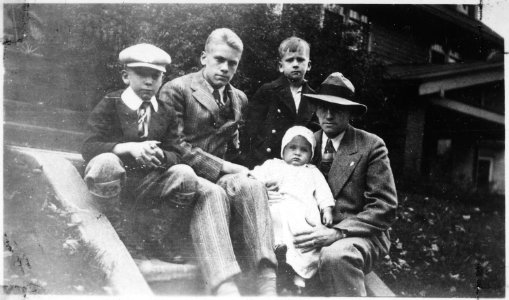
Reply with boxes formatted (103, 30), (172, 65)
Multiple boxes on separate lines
(250, 126), (335, 291)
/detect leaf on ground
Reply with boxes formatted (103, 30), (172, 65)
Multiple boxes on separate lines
(62, 239), (80, 254)
(73, 285), (85, 292)
(455, 224), (466, 232)
(462, 215), (471, 220)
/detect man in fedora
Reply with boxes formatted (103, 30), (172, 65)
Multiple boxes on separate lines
(293, 72), (398, 296)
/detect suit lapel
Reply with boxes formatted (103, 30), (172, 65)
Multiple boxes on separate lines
(313, 130), (323, 165)
(275, 77), (297, 116)
(116, 97), (139, 138)
(227, 85), (242, 122)
(191, 72), (220, 123)
(296, 83), (315, 121)
(328, 125), (362, 197)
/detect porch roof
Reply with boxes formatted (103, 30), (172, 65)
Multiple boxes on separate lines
(384, 61), (504, 95)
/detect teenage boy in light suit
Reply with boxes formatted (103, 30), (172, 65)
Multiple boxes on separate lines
(159, 28), (277, 296)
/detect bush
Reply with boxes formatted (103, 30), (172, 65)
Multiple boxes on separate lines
(376, 191), (505, 297)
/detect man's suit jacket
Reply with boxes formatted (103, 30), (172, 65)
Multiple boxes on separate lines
(244, 76), (316, 168)
(159, 70), (248, 182)
(312, 125), (398, 252)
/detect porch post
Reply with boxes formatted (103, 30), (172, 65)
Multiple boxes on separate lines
(403, 101), (427, 176)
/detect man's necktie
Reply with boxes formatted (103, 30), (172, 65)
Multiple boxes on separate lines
(213, 89), (224, 109)
(320, 138), (335, 178)
(137, 101), (151, 138)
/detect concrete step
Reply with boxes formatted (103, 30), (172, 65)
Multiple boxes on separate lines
(4, 121), (87, 153)
(4, 99), (89, 132)
(134, 259), (205, 295)
(3, 99), (88, 153)
(7, 145), (395, 297)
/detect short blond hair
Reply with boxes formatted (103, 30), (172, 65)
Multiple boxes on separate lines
(205, 28), (244, 53)
(278, 36), (310, 60)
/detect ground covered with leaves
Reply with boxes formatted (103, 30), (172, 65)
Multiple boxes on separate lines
(375, 191), (505, 297)
(3, 150), (107, 295)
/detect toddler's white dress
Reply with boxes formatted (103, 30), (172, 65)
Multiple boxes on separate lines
(251, 159), (335, 279)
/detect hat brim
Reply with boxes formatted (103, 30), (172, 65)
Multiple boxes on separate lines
(126, 62), (166, 73)
(304, 94), (367, 116)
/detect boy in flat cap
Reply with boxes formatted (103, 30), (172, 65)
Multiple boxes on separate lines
(293, 72), (398, 296)
(81, 43), (199, 262)
(244, 36), (316, 169)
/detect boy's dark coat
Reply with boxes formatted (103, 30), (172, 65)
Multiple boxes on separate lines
(244, 75), (316, 168)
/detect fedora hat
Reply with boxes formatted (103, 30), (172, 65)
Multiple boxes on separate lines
(304, 72), (367, 116)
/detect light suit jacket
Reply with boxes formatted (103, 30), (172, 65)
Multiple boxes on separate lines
(312, 125), (398, 252)
(159, 70), (248, 182)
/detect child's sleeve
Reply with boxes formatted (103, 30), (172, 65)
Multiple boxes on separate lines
(81, 96), (122, 162)
(249, 160), (271, 183)
(312, 167), (336, 210)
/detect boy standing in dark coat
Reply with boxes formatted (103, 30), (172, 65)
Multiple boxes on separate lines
(244, 37), (316, 168)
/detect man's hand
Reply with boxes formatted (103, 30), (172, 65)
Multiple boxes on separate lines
(221, 161), (249, 175)
(113, 141), (164, 169)
(294, 217), (343, 253)
(264, 178), (280, 192)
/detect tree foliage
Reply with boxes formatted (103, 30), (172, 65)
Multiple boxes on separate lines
(4, 3), (386, 123)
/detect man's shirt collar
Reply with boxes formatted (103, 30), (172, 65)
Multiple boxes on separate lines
(321, 131), (345, 154)
(121, 86), (159, 112)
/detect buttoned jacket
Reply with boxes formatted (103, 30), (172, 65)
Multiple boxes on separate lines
(244, 76), (316, 167)
(159, 70), (248, 182)
(312, 125), (398, 252)
(81, 89), (180, 169)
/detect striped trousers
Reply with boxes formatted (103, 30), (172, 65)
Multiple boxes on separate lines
(191, 174), (276, 292)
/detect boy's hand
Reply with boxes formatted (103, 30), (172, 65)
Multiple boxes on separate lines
(114, 141), (164, 169)
(321, 207), (333, 226)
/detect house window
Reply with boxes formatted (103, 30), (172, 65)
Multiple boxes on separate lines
(430, 44), (445, 63)
(437, 139), (452, 156)
(456, 5), (470, 15)
(343, 9), (369, 52)
(429, 44), (461, 64)
(476, 157), (493, 190)
(323, 6), (370, 52)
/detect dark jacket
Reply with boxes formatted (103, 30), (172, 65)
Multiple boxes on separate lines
(244, 76), (316, 168)
(312, 125), (398, 253)
(81, 89), (180, 169)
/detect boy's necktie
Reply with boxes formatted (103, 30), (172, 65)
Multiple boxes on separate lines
(213, 89), (224, 109)
(320, 138), (335, 178)
(137, 101), (151, 138)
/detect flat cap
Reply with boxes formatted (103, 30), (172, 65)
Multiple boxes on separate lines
(119, 43), (171, 73)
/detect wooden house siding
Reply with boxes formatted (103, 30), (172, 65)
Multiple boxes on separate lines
(370, 22), (429, 64)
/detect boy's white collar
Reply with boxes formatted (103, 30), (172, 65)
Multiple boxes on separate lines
(121, 86), (159, 112)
